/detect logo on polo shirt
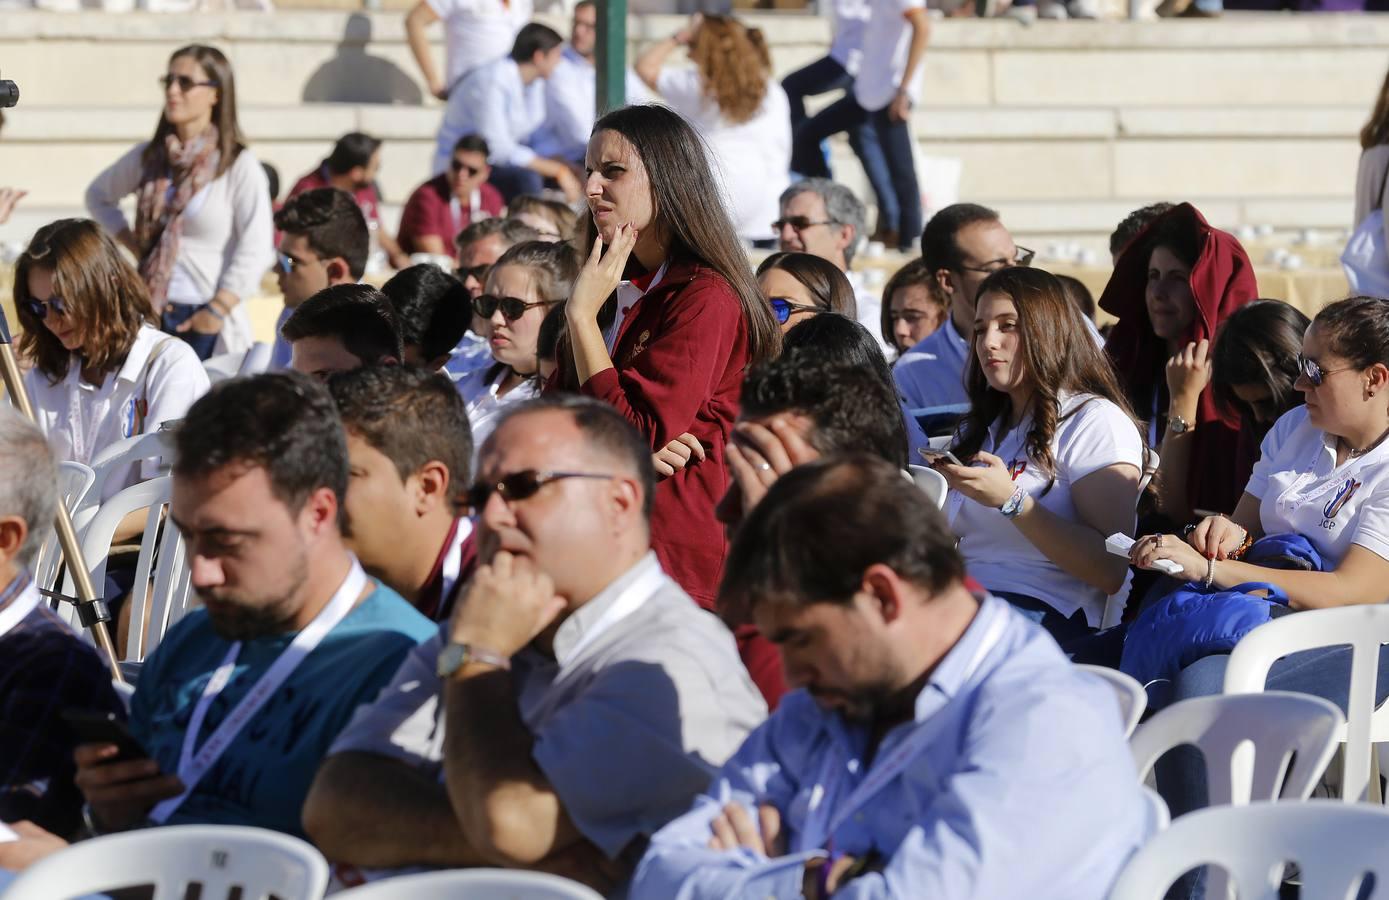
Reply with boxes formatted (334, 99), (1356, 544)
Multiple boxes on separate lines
(1008, 459), (1027, 481)
(1320, 478), (1361, 529)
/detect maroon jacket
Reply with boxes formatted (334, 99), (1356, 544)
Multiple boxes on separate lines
(397, 175), (504, 260)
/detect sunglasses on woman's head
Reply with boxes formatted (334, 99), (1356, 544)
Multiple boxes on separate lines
(465, 469), (614, 512)
(159, 74), (218, 93)
(472, 294), (557, 321)
(1297, 353), (1354, 387)
(23, 296), (68, 320)
(768, 296), (822, 325)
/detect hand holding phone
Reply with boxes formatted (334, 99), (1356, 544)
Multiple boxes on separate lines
(61, 709), (148, 763)
(65, 709), (184, 832)
(918, 447), (964, 467)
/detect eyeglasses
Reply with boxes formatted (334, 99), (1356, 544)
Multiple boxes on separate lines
(450, 159), (484, 178)
(472, 294), (558, 321)
(466, 469), (614, 512)
(958, 246), (1036, 275)
(772, 217), (834, 236)
(456, 264), (491, 285)
(769, 297), (823, 325)
(22, 296), (68, 320)
(1297, 354), (1356, 388)
(160, 74), (219, 93)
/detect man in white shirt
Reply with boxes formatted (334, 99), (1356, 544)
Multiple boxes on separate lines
(302, 395), (765, 894)
(404, 0), (532, 102)
(433, 24), (581, 204)
(776, 179), (891, 355)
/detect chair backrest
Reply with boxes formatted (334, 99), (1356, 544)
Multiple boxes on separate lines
(1224, 605), (1389, 803)
(238, 341), (274, 376)
(1141, 784), (1171, 833)
(1075, 664), (1147, 739)
(905, 464), (949, 510)
(1107, 800), (1389, 900)
(88, 428), (176, 504)
(1129, 691), (1343, 807)
(61, 476), (195, 660)
(335, 868), (605, 900)
(1, 824), (329, 900)
(29, 461), (97, 592)
(203, 350), (247, 384)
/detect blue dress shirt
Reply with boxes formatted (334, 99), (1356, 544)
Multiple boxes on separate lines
(631, 595), (1152, 899)
(433, 57), (547, 175)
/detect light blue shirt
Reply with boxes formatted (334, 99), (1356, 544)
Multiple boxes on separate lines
(893, 318), (970, 414)
(530, 47), (594, 164)
(434, 57), (547, 175)
(631, 595), (1151, 900)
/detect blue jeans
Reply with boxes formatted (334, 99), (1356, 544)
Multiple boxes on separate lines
(1155, 647), (1389, 898)
(866, 106), (923, 249)
(995, 590), (1094, 646)
(789, 92), (900, 245)
(487, 164), (544, 205)
(161, 302), (219, 361)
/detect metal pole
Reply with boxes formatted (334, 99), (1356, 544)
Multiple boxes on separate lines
(0, 307), (123, 682)
(596, 0), (628, 114)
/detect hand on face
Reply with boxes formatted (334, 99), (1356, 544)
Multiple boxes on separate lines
(448, 550), (568, 657)
(725, 417), (822, 517)
(930, 450), (1016, 509)
(568, 224), (638, 324)
(1166, 339), (1212, 409)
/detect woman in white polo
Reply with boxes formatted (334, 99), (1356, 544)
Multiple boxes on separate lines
(1134, 296), (1389, 604)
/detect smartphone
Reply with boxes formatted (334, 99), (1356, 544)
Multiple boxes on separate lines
(61, 709), (149, 763)
(918, 447), (964, 467)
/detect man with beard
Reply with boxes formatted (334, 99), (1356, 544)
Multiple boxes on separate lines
(633, 457), (1151, 900)
(72, 373), (435, 839)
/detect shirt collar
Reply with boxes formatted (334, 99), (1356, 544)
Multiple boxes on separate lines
(115, 326), (164, 385)
(551, 550), (660, 664)
(911, 592), (1004, 717)
(0, 573), (29, 613)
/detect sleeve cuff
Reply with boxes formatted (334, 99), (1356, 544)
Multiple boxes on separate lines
(580, 366), (622, 401)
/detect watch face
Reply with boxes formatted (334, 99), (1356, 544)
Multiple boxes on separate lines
(437, 643), (466, 677)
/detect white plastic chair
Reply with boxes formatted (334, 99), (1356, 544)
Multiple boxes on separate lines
(1, 824), (328, 900)
(29, 461), (96, 593)
(1141, 784), (1171, 833)
(88, 428), (177, 504)
(203, 350), (247, 384)
(238, 341), (274, 376)
(1224, 605), (1389, 803)
(334, 868), (604, 899)
(1107, 800), (1389, 900)
(1076, 664), (1147, 738)
(61, 476), (194, 661)
(1130, 692), (1343, 806)
(905, 464), (948, 510)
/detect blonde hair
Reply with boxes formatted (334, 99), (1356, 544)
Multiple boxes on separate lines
(689, 15), (770, 125)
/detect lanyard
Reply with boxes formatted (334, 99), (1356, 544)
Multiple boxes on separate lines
(796, 603), (1010, 853)
(557, 560), (668, 667)
(0, 577), (41, 639)
(149, 560), (369, 823)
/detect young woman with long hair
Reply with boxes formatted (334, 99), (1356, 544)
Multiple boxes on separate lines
(558, 101), (780, 651)
(634, 14), (790, 244)
(16, 219), (210, 501)
(1210, 299), (1310, 443)
(86, 45), (274, 361)
(755, 251), (857, 334)
(930, 266), (1146, 641)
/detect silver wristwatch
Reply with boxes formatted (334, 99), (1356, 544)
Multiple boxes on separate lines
(436, 642), (511, 679)
(1167, 414), (1192, 435)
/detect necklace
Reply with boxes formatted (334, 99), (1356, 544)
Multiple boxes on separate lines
(1341, 423), (1389, 459)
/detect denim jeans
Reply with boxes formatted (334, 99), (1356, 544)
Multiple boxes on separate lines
(487, 164), (544, 205)
(782, 55), (852, 130)
(994, 590), (1095, 646)
(161, 302), (219, 361)
(867, 106), (923, 248)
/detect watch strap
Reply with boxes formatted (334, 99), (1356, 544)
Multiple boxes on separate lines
(437, 641), (511, 678)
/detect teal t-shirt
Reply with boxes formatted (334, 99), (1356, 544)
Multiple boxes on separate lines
(128, 584), (434, 837)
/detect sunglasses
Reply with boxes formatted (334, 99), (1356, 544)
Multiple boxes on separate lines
(771, 216), (833, 235)
(1297, 354), (1355, 388)
(160, 74), (219, 93)
(466, 469), (614, 512)
(23, 296), (69, 320)
(450, 159), (484, 178)
(769, 296), (822, 325)
(456, 264), (491, 285)
(472, 294), (557, 321)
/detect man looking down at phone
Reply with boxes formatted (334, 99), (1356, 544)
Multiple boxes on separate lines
(73, 373), (434, 838)
(0, 408), (124, 837)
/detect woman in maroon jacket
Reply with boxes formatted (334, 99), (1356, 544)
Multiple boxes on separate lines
(556, 104), (782, 691)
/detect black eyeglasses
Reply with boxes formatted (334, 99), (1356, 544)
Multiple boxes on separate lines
(466, 469), (614, 511)
(1298, 353), (1355, 388)
(160, 74), (219, 93)
(958, 246), (1036, 275)
(450, 159), (484, 178)
(772, 216), (833, 235)
(472, 294), (558, 321)
(768, 297), (823, 325)
(456, 264), (491, 285)
(22, 296), (68, 320)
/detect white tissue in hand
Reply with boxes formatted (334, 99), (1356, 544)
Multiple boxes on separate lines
(1106, 533), (1184, 575)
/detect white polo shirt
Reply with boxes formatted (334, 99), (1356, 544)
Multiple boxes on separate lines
(24, 325), (210, 501)
(947, 393), (1146, 627)
(1246, 405), (1389, 567)
(455, 364), (541, 460)
(427, 0), (532, 90)
(853, 0), (927, 112)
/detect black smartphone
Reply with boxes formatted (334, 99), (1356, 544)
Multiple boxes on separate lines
(60, 709), (149, 762)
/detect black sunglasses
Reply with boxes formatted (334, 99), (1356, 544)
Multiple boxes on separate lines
(23, 296), (69, 320)
(768, 296), (822, 325)
(450, 159), (484, 178)
(1297, 353), (1354, 388)
(771, 216), (833, 235)
(160, 74), (219, 93)
(456, 264), (491, 285)
(466, 469), (614, 512)
(472, 294), (557, 321)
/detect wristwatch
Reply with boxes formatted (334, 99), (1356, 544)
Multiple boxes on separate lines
(1167, 414), (1192, 435)
(436, 642), (511, 678)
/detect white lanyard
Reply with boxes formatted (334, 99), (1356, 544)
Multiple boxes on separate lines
(149, 560), (369, 823)
(796, 602), (1011, 852)
(0, 579), (41, 639)
(557, 560), (668, 667)
(440, 519), (470, 606)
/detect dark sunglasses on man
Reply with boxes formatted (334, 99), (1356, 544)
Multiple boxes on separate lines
(466, 469), (614, 512)
(22, 296), (68, 320)
(768, 296), (822, 325)
(450, 159), (484, 178)
(771, 216), (833, 236)
(472, 294), (558, 321)
(456, 264), (491, 285)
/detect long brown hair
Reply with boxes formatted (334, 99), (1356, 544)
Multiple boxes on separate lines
(142, 45), (245, 178)
(578, 104), (780, 366)
(954, 267), (1142, 483)
(689, 15), (771, 125)
(1363, 67), (1389, 149)
(16, 219), (157, 383)
(756, 251), (857, 319)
